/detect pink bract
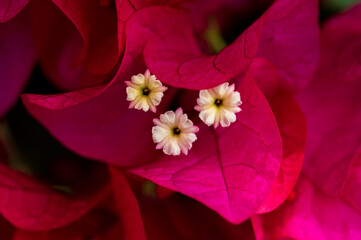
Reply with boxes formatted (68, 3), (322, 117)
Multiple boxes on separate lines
(318, 4), (361, 83)
(256, 91), (305, 213)
(296, 67), (361, 198)
(0, 0), (30, 23)
(252, 5), (361, 238)
(0, 161), (111, 231)
(144, 0), (319, 91)
(0, 11), (34, 118)
(252, 176), (361, 240)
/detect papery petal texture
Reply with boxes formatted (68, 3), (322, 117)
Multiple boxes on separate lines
(257, 0), (319, 91)
(256, 92), (305, 213)
(144, 0), (319, 91)
(130, 72), (283, 224)
(143, 10), (261, 90)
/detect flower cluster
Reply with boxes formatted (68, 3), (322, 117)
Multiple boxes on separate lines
(125, 69), (242, 155)
(0, 0), (361, 239)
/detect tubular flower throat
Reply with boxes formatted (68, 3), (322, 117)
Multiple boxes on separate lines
(152, 108), (199, 156)
(195, 82), (242, 128)
(125, 69), (168, 112)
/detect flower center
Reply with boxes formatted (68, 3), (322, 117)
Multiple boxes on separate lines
(142, 87), (151, 96)
(214, 98), (223, 107)
(173, 127), (181, 135)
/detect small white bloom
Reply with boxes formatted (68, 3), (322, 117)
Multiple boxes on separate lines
(125, 69), (168, 113)
(195, 82), (242, 128)
(152, 108), (199, 156)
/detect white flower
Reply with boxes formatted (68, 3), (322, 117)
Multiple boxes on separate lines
(125, 69), (167, 112)
(152, 108), (199, 156)
(195, 82), (242, 128)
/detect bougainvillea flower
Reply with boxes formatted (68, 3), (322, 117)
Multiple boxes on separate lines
(130, 68), (283, 224)
(125, 69), (168, 112)
(152, 108), (199, 156)
(195, 82), (242, 128)
(252, 176), (361, 240)
(144, 0), (319, 91)
(21, 0), (310, 225)
(0, 0), (30, 23)
(0, 11), (34, 118)
(318, 4), (361, 83)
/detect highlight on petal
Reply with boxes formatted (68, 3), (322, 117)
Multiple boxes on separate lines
(256, 92), (306, 213)
(130, 72), (283, 224)
(252, 177), (361, 240)
(152, 108), (199, 156)
(195, 82), (242, 128)
(125, 70), (167, 112)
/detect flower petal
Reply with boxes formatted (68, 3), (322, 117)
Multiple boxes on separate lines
(256, 92), (305, 213)
(252, 177), (361, 240)
(0, 161), (111, 231)
(318, 4), (361, 83)
(296, 71), (361, 197)
(144, 0), (319, 91)
(0, 11), (34, 118)
(0, 0), (30, 23)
